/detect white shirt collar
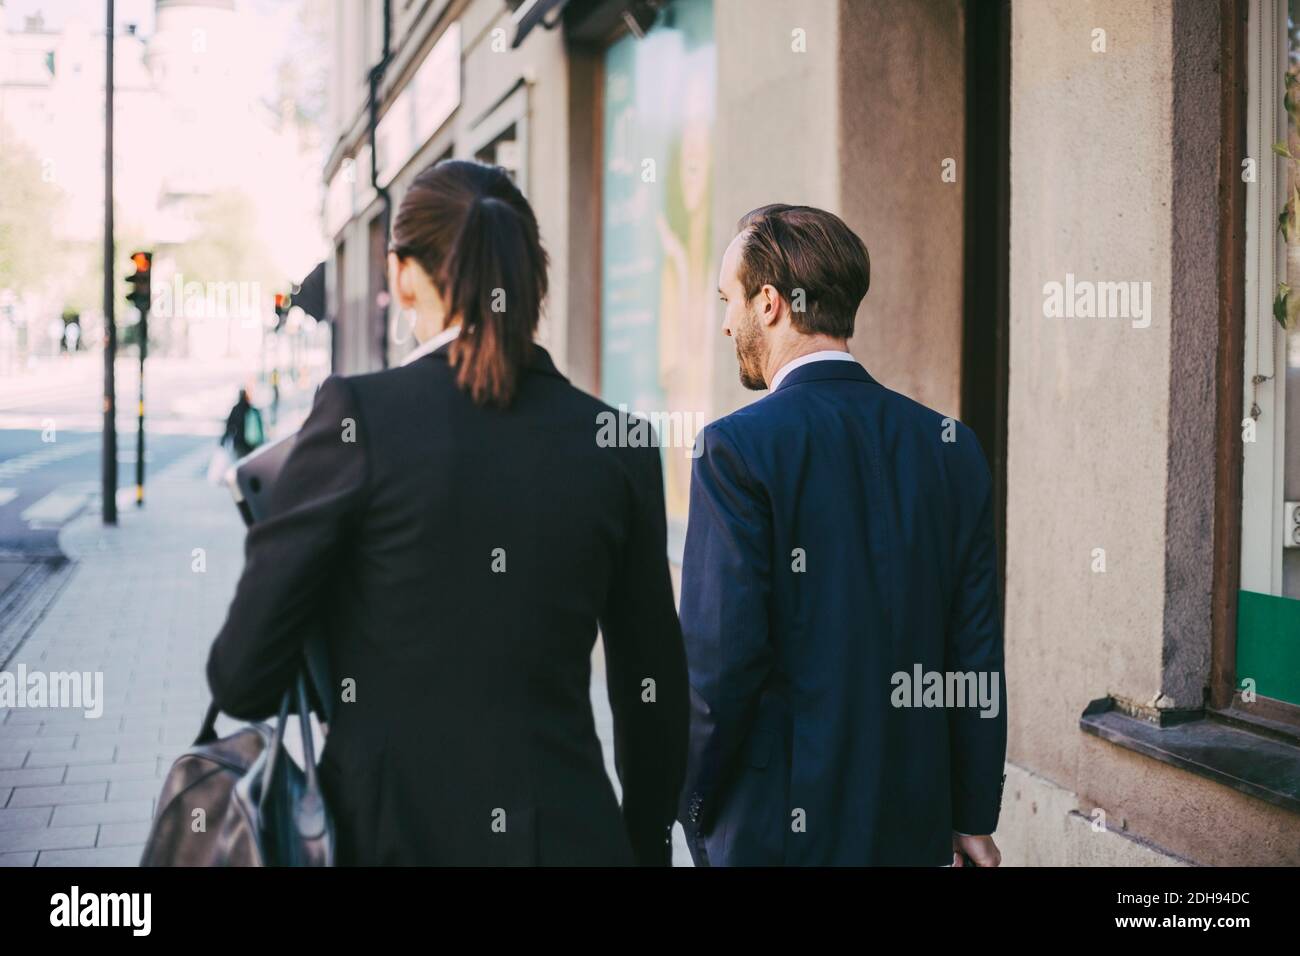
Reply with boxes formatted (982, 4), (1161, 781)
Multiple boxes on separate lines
(401, 323), (461, 366)
(768, 349), (859, 392)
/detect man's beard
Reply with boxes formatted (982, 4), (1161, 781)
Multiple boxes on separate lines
(734, 306), (768, 391)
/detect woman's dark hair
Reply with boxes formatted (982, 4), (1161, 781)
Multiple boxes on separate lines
(390, 160), (548, 407)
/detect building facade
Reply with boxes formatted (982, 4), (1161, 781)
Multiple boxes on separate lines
(323, 0), (1300, 866)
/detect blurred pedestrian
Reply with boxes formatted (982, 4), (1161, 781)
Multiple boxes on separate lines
(269, 367), (280, 428)
(206, 160), (687, 866)
(220, 388), (264, 459)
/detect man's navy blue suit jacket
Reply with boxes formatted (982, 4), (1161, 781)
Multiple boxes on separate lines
(677, 358), (1007, 866)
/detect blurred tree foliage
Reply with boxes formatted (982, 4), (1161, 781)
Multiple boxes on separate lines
(171, 189), (279, 292)
(272, 0), (331, 131)
(0, 127), (60, 296)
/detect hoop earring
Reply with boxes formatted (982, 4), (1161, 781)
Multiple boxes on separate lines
(389, 307), (417, 346)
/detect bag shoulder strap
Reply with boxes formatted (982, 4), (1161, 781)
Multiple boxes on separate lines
(303, 634), (334, 725)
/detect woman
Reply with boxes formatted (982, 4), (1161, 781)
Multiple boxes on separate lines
(219, 388), (262, 459)
(206, 160), (688, 866)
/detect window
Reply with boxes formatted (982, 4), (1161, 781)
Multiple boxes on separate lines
(1239, 0), (1300, 714)
(599, 0), (715, 561)
(475, 123), (521, 184)
(465, 80), (528, 195)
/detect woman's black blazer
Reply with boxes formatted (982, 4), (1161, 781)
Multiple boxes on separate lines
(206, 342), (688, 865)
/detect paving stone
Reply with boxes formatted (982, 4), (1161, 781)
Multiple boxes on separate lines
(97, 821), (152, 847)
(114, 745), (183, 764)
(64, 761), (158, 783)
(51, 799), (153, 827)
(80, 731), (162, 750)
(37, 845), (143, 867)
(0, 825), (98, 853)
(0, 767), (65, 789)
(109, 778), (165, 803)
(6, 782), (107, 808)
(0, 735), (75, 753)
(23, 746), (115, 768)
(0, 807), (53, 831)
(64, 718), (129, 736)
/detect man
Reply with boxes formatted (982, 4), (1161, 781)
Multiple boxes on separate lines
(677, 204), (1006, 866)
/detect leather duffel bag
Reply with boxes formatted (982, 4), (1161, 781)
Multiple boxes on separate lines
(140, 670), (333, 867)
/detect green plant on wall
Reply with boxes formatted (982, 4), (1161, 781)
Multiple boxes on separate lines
(1272, 71), (1300, 328)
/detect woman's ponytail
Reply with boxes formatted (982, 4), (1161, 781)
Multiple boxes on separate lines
(390, 160), (549, 408)
(444, 196), (544, 407)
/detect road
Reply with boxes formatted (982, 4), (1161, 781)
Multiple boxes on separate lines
(0, 351), (283, 661)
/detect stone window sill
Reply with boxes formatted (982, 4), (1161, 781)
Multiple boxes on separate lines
(1079, 697), (1300, 815)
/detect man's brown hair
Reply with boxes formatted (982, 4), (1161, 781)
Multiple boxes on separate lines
(735, 204), (870, 338)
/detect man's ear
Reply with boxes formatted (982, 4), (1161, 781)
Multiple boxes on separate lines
(759, 283), (785, 327)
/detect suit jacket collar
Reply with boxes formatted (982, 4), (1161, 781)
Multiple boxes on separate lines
(523, 342), (566, 380)
(772, 357), (877, 393)
(416, 337), (567, 381)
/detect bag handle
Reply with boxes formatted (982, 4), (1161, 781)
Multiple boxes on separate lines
(194, 637), (333, 747)
(294, 671), (321, 793)
(257, 671), (322, 821)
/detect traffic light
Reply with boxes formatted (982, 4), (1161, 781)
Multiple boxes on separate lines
(126, 251), (152, 313)
(123, 251), (153, 509)
(273, 292), (290, 330)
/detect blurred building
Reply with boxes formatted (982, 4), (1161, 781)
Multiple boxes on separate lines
(323, 0), (1300, 865)
(0, 0), (263, 248)
(0, 2), (159, 244)
(0, 0), (327, 364)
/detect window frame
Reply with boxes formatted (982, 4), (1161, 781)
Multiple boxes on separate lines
(463, 81), (530, 196)
(1219, 0), (1300, 733)
(1240, 0), (1288, 598)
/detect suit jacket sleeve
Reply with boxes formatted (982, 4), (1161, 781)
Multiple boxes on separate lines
(207, 375), (367, 721)
(599, 442), (689, 867)
(676, 423), (772, 848)
(945, 438), (1007, 835)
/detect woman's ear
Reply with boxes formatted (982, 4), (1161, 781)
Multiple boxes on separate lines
(389, 251), (417, 309)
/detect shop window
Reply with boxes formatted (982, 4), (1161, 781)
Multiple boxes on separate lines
(1240, 0), (1300, 712)
(599, 0), (715, 560)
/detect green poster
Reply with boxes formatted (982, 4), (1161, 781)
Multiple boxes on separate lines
(1236, 590), (1300, 706)
(601, 0), (715, 527)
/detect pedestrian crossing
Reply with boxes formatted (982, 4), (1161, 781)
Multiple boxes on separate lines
(0, 439), (99, 482)
(19, 489), (91, 525)
(0, 413), (224, 436)
(0, 441), (100, 532)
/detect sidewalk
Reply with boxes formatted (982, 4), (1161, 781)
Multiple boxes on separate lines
(0, 445), (244, 865)
(1, 439), (690, 866)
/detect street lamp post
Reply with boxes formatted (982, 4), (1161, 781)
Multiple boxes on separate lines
(102, 0), (117, 526)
